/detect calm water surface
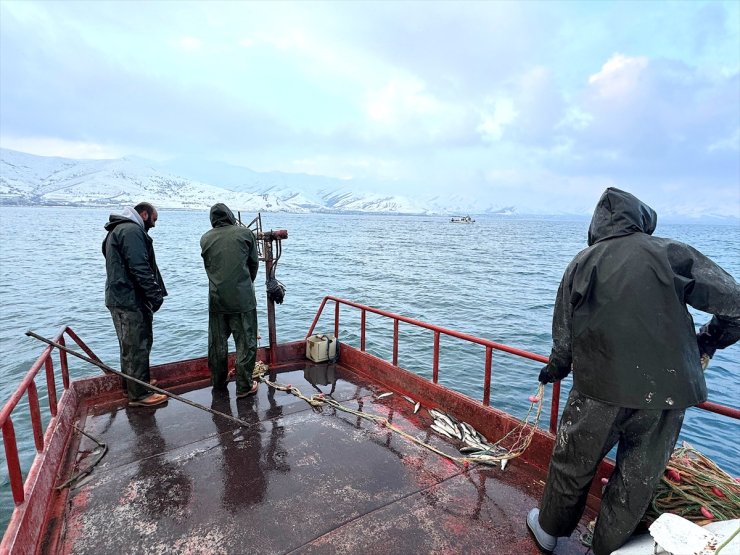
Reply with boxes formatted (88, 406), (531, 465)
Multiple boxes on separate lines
(1, 207), (738, 524)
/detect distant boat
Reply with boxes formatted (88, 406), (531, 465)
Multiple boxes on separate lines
(450, 215), (475, 223)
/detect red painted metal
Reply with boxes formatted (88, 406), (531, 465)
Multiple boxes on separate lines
(27, 382), (43, 452)
(59, 335), (70, 389)
(263, 239), (278, 366)
(63, 326), (104, 366)
(44, 357), (57, 417)
(432, 331), (440, 384)
(305, 296), (740, 434)
(550, 382), (561, 435)
(483, 346), (492, 406)
(2, 418), (23, 505)
(360, 309), (366, 351)
(0, 326), (101, 514)
(334, 302), (340, 338)
(698, 400), (740, 420)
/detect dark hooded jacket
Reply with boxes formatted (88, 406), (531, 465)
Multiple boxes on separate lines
(544, 187), (740, 409)
(102, 208), (167, 311)
(200, 203), (259, 313)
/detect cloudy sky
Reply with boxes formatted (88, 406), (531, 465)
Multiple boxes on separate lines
(1, 1), (738, 215)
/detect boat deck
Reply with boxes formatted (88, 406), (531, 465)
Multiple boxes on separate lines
(43, 361), (594, 554)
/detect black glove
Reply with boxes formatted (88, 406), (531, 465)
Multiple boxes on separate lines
(538, 366), (555, 385)
(148, 297), (164, 313)
(696, 323), (718, 359)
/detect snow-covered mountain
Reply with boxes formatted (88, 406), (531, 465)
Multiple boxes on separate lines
(2, 149), (737, 223)
(0, 149), (461, 215)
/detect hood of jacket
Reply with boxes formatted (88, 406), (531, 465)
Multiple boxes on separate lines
(587, 187), (657, 246)
(104, 206), (145, 232)
(210, 203), (236, 228)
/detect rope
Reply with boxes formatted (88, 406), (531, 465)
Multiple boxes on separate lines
(256, 369), (544, 468)
(56, 426), (109, 490)
(646, 442), (740, 524)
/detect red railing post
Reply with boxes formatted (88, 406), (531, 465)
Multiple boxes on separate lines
(550, 381), (561, 434)
(59, 334), (70, 389)
(360, 309), (366, 351)
(305, 297), (330, 338)
(302, 297), (739, 435)
(432, 331), (440, 384)
(2, 418), (25, 505)
(27, 381), (44, 452)
(44, 357), (58, 417)
(483, 346), (492, 406)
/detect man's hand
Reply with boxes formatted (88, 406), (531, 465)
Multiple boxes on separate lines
(538, 366), (555, 385)
(696, 325), (718, 359)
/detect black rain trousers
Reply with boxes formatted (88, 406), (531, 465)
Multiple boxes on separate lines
(110, 308), (155, 401)
(539, 388), (684, 555)
(208, 309), (258, 395)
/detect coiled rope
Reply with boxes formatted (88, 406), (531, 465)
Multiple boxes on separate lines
(646, 443), (740, 524)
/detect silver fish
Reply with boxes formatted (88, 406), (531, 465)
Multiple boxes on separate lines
(376, 392), (393, 399)
(413, 402), (421, 414)
(402, 395), (415, 404)
(429, 409), (445, 420)
(500, 459), (509, 470)
(459, 446), (485, 454)
(431, 423), (456, 439)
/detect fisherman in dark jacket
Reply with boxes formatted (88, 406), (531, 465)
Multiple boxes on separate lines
(527, 188), (740, 555)
(201, 203), (260, 398)
(103, 202), (168, 407)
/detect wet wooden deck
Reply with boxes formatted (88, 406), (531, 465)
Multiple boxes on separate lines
(42, 361), (595, 554)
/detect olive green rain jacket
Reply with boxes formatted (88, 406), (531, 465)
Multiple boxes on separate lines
(102, 207), (167, 311)
(544, 187), (740, 409)
(200, 204), (259, 313)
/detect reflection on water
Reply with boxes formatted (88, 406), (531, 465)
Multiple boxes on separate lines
(210, 391), (266, 512)
(304, 363), (338, 396)
(126, 408), (193, 521)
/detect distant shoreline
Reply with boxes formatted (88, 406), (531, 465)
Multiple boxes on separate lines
(1, 203), (738, 225)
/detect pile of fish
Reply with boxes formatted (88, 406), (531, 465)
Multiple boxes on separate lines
(374, 391), (511, 469)
(429, 408), (510, 469)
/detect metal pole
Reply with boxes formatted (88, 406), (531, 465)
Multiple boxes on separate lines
(263, 238), (277, 366)
(25, 331), (255, 429)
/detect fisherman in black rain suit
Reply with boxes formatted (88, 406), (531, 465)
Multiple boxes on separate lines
(103, 202), (168, 407)
(201, 203), (260, 398)
(527, 188), (740, 555)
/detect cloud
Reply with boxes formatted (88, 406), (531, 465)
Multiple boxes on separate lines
(0, 1), (738, 216)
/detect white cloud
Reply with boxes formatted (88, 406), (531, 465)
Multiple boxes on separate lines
(289, 155), (402, 182)
(477, 98), (518, 142)
(177, 36), (203, 51)
(0, 136), (121, 159)
(587, 54), (650, 100)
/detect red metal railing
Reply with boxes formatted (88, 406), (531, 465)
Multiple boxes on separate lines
(306, 296), (740, 433)
(0, 325), (103, 506)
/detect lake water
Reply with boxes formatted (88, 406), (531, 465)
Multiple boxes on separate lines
(1, 206), (739, 525)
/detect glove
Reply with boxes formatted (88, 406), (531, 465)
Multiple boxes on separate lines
(538, 365), (555, 385)
(696, 323), (718, 359)
(148, 297), (164, 313)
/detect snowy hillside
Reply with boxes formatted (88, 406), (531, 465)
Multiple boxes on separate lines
(0, 149), (435, 214)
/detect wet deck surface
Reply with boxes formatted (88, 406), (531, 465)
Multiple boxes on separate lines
(57, 363), (594, 554)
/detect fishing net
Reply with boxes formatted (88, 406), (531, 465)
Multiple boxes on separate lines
(645, 442), (740, 524)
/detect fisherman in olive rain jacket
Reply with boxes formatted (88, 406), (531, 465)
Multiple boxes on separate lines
(527, 187), (740, 555)
(201, 203), (260, 398)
